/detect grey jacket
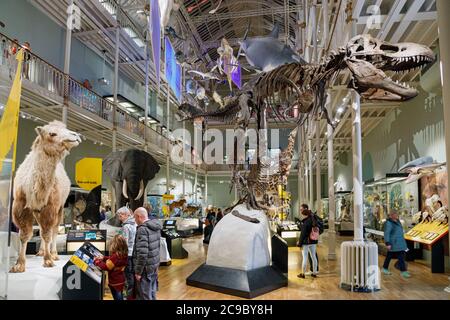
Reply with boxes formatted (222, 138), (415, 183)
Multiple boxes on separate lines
(133, 219), (162, 275)
(121, 217), (137, 257)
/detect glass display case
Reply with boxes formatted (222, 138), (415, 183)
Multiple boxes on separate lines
(320, 198), (329, 228)
(335, 191), (354, 234)
(363, 173), (419, 233)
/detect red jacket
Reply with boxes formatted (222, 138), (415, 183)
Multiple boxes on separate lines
(94, 253), (127, 291)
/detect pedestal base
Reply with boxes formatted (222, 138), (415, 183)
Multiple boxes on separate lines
(186, 264), (287, 299)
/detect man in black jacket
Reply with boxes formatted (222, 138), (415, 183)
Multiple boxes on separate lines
(133, 207), (162, 300)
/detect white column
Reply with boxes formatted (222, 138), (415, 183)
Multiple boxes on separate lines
(297, 126), (302, 215)
(351, 91), (363, 242)
(308, 137), (313, 209)
(327, 96), (336, 260)
(311, 1), (318, 63)
(112, 26), (120, 153)
(205, 173), (208, 206)
(194, 169), (198, 203)
(166, 82), (170, 194)
(144, 43), (149, 152)
(437, 0), (450, 256)
(316, 119), (321, 212)
(182, 121), (186, 197)
(62, 0), (73, 126)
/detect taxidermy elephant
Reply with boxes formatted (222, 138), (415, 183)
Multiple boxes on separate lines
(103, 149), (160, 211)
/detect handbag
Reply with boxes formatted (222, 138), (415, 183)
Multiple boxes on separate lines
(310, 227), (320, 241)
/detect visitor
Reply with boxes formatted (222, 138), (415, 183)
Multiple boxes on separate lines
(94, 235), (128, 300)
(99, 208), (106, 221)
(117, 206), (136, 300)
(203, 213), (215, 244)
(297, 204), (319, 279)
(133, 207), (162, 300)
(382, 210), (410, 278)
(8, 39), (18, 79)
(216, 208), (223, 223)
(22, 41), (31, 80)
(104, 205), (113, 221)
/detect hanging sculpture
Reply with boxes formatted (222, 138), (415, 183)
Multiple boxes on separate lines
(177, 34), (435, 211)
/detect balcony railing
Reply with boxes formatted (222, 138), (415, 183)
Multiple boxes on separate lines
(0, 32), (167, 147)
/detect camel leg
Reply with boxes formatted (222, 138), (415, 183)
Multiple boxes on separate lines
(35, 225), (44, 256)
(10, 197), (33, 273)
(40, 224), (55, 268)
(34, 206), (56, 268)
(51, 208), (63, 261)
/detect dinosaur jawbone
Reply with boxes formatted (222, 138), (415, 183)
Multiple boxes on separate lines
(346, 59), (418, 101)
(346, 34), (435, 101)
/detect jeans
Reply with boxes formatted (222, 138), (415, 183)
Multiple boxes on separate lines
(302, 244), (318, 274)
(383, 251), (407, 272)
(136, 269), (158, 300)
(308, 251), (319, 272)
(109, 285), (123, 301)
(125, 256), (135, 299)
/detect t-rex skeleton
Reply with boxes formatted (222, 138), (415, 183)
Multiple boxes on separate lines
(178, 34), (435, 211)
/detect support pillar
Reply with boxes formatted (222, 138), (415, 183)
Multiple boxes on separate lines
(144, 42), (149, 152)
(327, 96), (336, 260)
(111, 26), (120, 211)
(297, 126), (302, 216)
(166, 82), (170, 194)
(316, 119), (321, 213)
(308, 137), (313, 209)
(205, 173), (208, 206)
(351, 92), (363, 242)
(436, 0), (450, 278)
(194, 169), (198, 203)
(62, 0), (73, 126)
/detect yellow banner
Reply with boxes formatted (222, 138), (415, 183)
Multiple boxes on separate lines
(163, 194), (175, 201)
(0, 49), (24, 173)
(75, 158), (102, 191)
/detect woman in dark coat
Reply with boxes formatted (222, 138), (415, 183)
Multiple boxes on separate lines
(383, 210), (410, 278)
(297, 204), (319, 278)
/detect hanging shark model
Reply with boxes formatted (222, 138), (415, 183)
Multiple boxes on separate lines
(239, 24), (306, 72)
(398, 156), (446, 184)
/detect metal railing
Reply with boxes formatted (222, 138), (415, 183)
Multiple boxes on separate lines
(0, 32), (168, 146)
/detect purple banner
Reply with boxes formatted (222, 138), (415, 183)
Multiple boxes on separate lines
(150, 0), (161, 91)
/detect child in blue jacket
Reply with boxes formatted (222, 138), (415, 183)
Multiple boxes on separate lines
(383, 210), (410, 278)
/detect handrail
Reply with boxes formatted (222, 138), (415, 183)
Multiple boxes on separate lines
(0, 31), (167, 142)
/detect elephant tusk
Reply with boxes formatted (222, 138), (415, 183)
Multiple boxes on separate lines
(135, 180), (145, 201)
(122, 179), (129, 199)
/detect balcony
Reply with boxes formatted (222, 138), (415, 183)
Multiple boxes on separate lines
(0, 33), (199, 169)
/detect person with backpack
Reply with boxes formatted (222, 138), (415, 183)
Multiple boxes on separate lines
(297, 204), (319, 279)
(308, 211), (324, 273)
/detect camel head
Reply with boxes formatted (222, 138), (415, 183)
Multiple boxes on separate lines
(33, 121), (81, 157)
(344, 34), (435, 101)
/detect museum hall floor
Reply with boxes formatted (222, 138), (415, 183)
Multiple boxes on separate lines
(5, 232), (449, 300)
(153, 232), (450, 300)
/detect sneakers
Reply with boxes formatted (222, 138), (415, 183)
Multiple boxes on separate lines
(311, 274), (318, 278)
(401, 271), (411, 278)
(382, 268), (392, 275)
(297, 273), (305, 279)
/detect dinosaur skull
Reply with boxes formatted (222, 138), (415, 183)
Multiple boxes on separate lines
(345, 34), (435, 101)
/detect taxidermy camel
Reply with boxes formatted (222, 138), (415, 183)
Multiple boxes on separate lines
(10, 121), (81, 272)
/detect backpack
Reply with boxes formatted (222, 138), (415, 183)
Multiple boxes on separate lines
(315, 214), (324, 234)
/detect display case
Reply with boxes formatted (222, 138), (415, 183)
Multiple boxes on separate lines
(319, 198), (329, 228)
(335, 191), (354, 234)
(363, 173), (418, 234)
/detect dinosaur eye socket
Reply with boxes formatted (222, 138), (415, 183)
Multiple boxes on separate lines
(49, 133), (57, 137)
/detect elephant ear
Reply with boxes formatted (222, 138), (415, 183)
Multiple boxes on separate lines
(140, 150), (160, 181)
(103, 151), (123, 182)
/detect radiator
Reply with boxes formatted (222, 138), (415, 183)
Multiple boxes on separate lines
(340, 241), (380, 292)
